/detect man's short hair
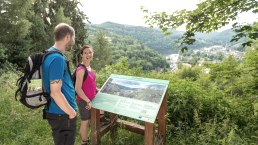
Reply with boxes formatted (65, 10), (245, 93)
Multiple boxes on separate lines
(54, 23), (75, 41)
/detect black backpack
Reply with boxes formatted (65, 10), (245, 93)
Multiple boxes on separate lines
(15, 50), (63, 109)
(71, 64), (88, 87)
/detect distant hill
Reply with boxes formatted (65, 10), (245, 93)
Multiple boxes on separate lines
(86, 23), (169, 70)
(90, 22), (244, 55)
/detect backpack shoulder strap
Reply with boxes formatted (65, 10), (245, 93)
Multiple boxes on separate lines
(43, 50), (63, 62)
(41, 49), (65, 77)
(77, 64), (88, 81)
(41, 50), (64, 94)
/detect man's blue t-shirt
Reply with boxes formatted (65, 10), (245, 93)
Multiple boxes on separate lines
(42, 47), (77, 114)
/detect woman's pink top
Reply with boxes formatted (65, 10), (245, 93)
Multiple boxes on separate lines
(76, 66), (96, 101)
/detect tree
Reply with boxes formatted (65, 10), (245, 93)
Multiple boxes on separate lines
(142, 0), (258, 50)
(242, 41), (258, 95)
(0, 0), (33, 68)
(91, 30), (112, 71)
(32, 0), (88, 64)
(209, 55), (242, 96)
(0, 0), (89, 69)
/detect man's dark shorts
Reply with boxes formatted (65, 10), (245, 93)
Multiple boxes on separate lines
(76, 100), (91, 120)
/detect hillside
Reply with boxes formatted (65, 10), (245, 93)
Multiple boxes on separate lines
(86, 24), (169, 70)
(90, 22), (244, 55)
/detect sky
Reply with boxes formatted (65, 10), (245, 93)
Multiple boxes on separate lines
(80, 0), (258, 31)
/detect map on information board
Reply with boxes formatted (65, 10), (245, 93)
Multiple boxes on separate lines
(91, 74), (169, 123)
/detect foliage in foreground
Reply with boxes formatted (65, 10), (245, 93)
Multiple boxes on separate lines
(1, 45), (258, 144)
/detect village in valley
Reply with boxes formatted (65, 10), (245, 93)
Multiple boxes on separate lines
(166, 44), (244, 71)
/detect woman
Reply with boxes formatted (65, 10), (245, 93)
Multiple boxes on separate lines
(75, 45), (97, 145)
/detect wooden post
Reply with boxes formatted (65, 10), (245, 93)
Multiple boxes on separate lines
(110, 113), (118, 143)
(91, 108), (100, 145)
(144, 122), (155, 145)
(157, 92), (167, 144)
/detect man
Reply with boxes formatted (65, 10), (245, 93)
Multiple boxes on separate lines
(42, 23), (77, 145)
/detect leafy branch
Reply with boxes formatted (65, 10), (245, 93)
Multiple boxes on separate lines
(142, 0), (258, 51)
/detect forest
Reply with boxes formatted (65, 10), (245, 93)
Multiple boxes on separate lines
(0, 0), (257, 145)
(92, 22), (244, 54)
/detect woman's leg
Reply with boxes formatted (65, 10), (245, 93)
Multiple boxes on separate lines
(77, 100), (91, 144)
(80, 120), (89, 142)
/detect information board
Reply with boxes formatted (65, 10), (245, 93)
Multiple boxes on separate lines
(92, 74), (169, 123)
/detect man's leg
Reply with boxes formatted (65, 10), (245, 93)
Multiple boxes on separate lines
(47, 113), (77, 145)
(64, 117), (77, 145)
(48, 119), (63, 145)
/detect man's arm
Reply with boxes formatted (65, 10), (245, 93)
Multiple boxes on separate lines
(50, 80), (76, 119)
